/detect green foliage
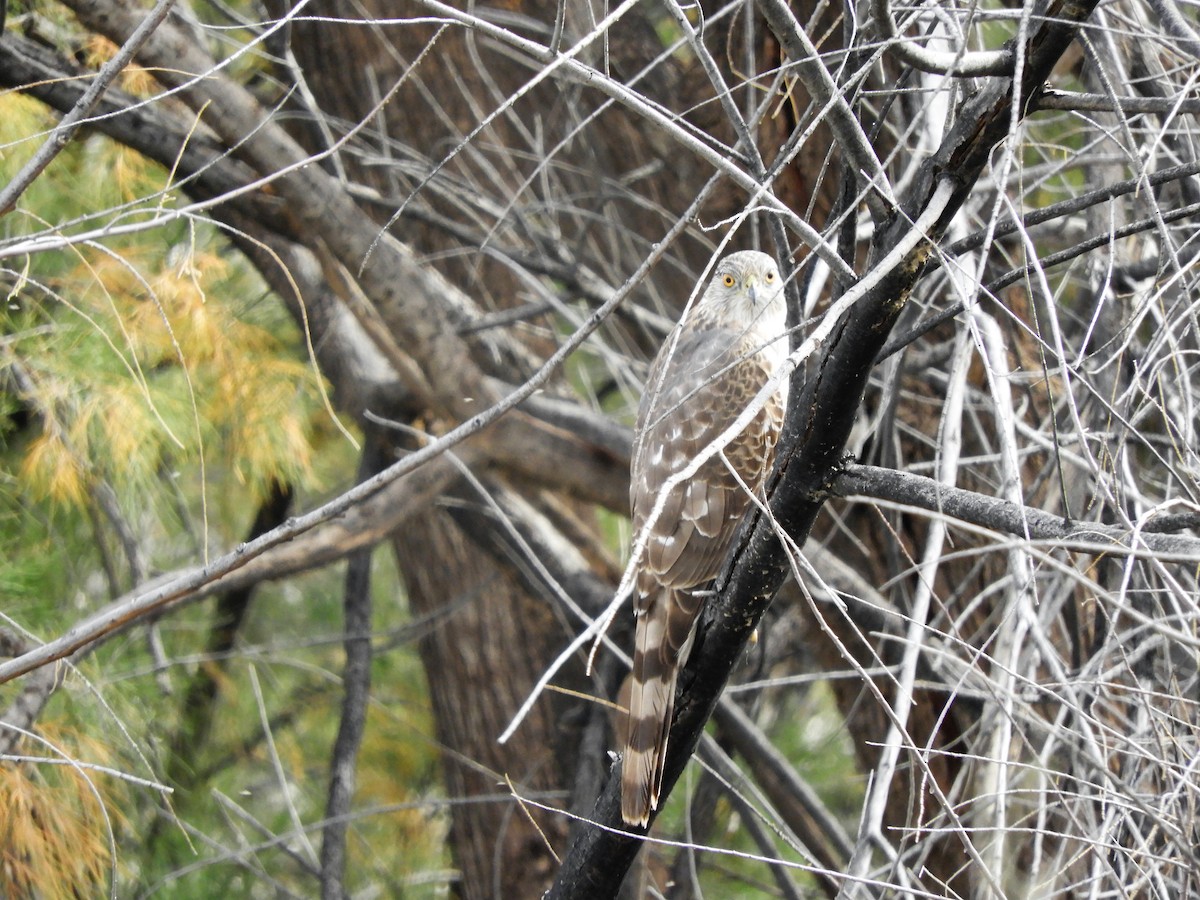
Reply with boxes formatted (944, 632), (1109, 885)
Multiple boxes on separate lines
(768, 682), (863, 818)
(110, 569), (448, 896)
(1, 90), (328, 513)
(0, 82), (366, 896)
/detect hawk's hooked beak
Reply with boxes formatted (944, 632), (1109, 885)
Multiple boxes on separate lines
(745, 277), (760, 306)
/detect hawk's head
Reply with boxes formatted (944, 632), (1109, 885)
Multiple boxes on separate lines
(702, 250), (786, 332)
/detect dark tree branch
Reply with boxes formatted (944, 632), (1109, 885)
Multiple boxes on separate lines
(1036, 88), (1200, 115)
(0, 630), (62, 756)
(548, 1), (1100, 894)
(320, 435), (388, 900)
(988, 199), (1200, 293)
(148, 480), (294, 857)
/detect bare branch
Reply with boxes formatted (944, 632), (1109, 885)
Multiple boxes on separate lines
(0, 443), (477, 686)
(1037, 88), (1200, 115)
(834, 464), (1200, 563)
(870, 0), (1012, 76)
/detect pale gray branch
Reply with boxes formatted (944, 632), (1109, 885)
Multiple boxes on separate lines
(836, 464), (1200, 562)
(870, 0), (1012, 76)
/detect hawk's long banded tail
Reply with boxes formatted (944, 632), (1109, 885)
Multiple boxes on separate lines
(621, 586), (701, 826)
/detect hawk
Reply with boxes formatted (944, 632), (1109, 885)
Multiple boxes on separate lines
(622, 250), (789, 826)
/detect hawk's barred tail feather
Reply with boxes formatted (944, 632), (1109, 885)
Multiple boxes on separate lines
(621, 650), (675, 827)
(621, 586), (700, 826)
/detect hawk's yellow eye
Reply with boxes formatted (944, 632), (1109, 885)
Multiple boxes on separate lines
(765, 271), (777, 282)
(721, 274), (736, 288)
